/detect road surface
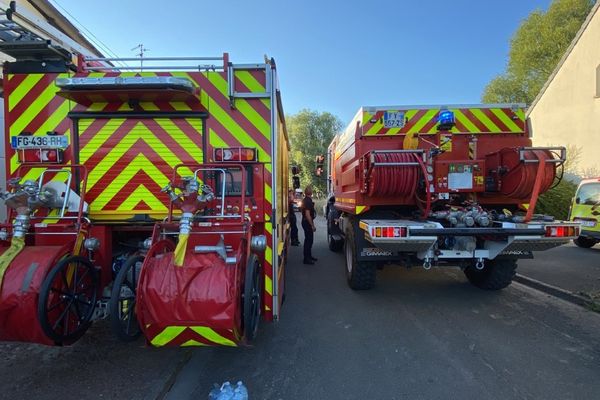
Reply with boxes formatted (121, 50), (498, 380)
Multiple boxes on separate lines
(1, 216), (599, 400)
(165, 217), (600, 400)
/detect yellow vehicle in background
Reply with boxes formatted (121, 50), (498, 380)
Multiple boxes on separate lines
(569, 178), (600, 248)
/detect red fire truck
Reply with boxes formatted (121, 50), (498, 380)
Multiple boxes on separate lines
(325, 105), (579, 290)
(0, 3), (290, 346)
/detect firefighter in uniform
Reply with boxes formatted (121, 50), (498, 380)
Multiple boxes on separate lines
(300, 186), (317, 264)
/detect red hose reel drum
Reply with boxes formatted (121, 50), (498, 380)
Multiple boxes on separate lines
(366, 152), (420, 198)
(497, 148), (556, 199)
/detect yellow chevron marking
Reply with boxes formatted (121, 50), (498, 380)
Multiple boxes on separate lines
(181, 339), (208, 347)
(8, 74), (45, 112)
(453, 110), (479, 133)
(151, 326), (186, 346)
(233, 70), (271, 109)
(265, 245), (273, 265)
(407, 109), (438, 134)
(155, 119), (203, 163)
(190, 327), (236, 346)
(170, 102), (192, 111)
(35, 101), (71, 136)
(235, 100), (270, 140)
(264, 183), (272, 207)
(89, 154), (169, 211)
(209, 128), (228, 150)
(79, 118), (126, 164)
(10, 97), (71, 174)
(366, 116), (383, 135)
(265, 275), (273, 296)
(362, 111), (373, 125)
(235, 70), (266, 93)
(9, 75), (67, 136)
(140, 102), (160, 111)
(491, 108), (521, 132)
(83, 121), (192, 189)
(356, 205), (367, 214)
(470, 108), (500, 132)
(207, 73), (273, 144)
(199, 86), (271, 164)
(116, 184), (167, 212)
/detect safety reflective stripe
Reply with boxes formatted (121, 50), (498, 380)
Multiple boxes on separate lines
(265, 275), (273, 296)
(190, 327), (236, 346)
(150, 326), (187, 346)
(362, 108), (525, 136)
(181, 339), (208, 347)
(0, 237), (25, 289)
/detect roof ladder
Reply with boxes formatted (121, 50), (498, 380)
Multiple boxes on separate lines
(0, 1), (86, 61)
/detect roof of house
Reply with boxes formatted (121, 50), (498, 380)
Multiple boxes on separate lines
(526, 1), (600, 115)
(26, 0), (104, 57)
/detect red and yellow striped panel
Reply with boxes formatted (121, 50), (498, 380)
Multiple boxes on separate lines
(144, 324), (239, 347)
(5, 73), (74, 179)
(78, 117), (203, 219)
(361, 107), (526, 136)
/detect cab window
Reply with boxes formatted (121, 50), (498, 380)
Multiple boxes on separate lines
(576, 183), (600, 205)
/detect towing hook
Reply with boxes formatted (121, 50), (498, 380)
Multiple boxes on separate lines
(423, 259), (432, 270)
(475, 259), (485, 270)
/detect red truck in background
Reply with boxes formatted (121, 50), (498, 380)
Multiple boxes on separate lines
(325, 105), (579, 290)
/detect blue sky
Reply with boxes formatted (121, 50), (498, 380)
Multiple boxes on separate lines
(52, 0), (552, 123)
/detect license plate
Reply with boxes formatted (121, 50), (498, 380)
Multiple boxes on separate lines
(383, 111), (405, 128)
(576, 220), (596, 227)
(11, 135), (68, 149)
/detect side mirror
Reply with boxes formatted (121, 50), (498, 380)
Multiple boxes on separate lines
(575, 197), (581, 204)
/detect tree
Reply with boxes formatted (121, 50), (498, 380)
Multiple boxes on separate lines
(286, 109), (343, 197)
(482, 0), (594, 104)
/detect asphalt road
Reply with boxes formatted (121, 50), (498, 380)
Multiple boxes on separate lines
(1, 215), (598, 400)
(519, 242), (600, 296)
(165, 216), (600, 400)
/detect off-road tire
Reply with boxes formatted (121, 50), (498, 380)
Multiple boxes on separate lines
(328, 232), (343, 252)
(344, 222), (376, 290)
(109, 255), (144, 342)
(574, 236), (597, 248)
(464, 258), (517, 290)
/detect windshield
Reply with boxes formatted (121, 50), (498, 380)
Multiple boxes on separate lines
(576, 183), (600, 206)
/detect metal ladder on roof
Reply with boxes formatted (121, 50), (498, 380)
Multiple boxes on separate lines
(0, 1), (89, 61)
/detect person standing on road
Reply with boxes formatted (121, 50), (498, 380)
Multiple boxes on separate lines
(288, 189), (300, 246)
(300, 186), (317, 264)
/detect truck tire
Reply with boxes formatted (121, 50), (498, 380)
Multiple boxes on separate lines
(464, 258), (517, 290)
(574, 236), (597, 248)
(344, 222), (376, 290)
(328, 232), (343, 252)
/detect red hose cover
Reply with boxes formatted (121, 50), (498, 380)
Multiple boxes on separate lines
(137, 251), (241, 336)
(0, 246), (67, 345)
(500, 149), (556, 199)
(368, 152), (419, 198)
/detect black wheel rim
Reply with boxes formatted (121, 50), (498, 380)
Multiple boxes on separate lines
(116, 260), (141, 337)
(40, 257), (97, 343)
(244, 256), (261, 341)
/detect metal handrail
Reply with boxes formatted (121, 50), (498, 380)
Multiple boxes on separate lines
(519, 146), (566, 164)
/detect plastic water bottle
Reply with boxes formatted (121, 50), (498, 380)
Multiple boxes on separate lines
(231, 381), (248, 400)
(208, 381), (235, 400)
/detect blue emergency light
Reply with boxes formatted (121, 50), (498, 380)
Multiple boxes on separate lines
(437, 110), (455, 130)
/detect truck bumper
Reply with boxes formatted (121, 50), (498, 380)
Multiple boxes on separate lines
(358, 219), (579, 262)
